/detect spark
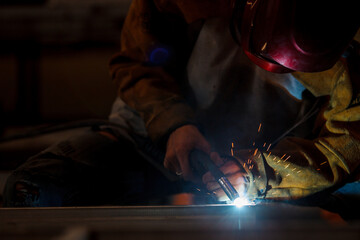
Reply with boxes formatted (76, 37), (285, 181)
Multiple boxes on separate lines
(281, 154), (286, 159)
(252, 142), (255, 146)
(266, 144), (272, 152)
(231, 142), (235, 156)
(317, 168), (321, 171)
(258, 123), (262, 133)
(284, 155), (291, 162)
(292, 168), (297, 171)
(285, 163), (290, 169)
(267, 152), (271, 158)
(261, 42), (267, 51)
(253, 148), (258, 156)
(320, 161), (327, 165)
(297, 170), (302, 174)
(243, 163), (246, 169)
(263, 142), (266, 147)
(273, 157), (277, 161)
(286, 174), (290, 177)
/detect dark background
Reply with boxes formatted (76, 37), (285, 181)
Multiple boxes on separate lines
(0, 0), (132, 127)
(0, 0), (132, 197)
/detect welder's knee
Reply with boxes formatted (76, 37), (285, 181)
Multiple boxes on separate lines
(3, 171), (65, 207)
(3, 176), (41, 207)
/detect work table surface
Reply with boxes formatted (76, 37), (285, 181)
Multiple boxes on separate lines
(1, 204), (359, 240)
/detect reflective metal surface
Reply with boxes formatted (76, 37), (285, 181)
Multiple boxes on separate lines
(1, 204), (359, 240)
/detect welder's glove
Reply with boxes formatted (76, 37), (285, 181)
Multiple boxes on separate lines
(165, 124), (222, 182)
(202, 160), (248, 202)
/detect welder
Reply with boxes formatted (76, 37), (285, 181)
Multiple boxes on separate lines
(3, 0), (360, 218)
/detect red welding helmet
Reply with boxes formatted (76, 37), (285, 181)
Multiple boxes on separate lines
(231, 0), (359, 73)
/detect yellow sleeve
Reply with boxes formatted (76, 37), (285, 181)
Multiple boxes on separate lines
(236, 61), (360, 201)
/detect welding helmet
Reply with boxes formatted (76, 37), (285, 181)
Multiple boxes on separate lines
(231, 0), (359, 73)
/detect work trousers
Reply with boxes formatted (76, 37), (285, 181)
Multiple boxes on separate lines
(3, 126), (183, 207)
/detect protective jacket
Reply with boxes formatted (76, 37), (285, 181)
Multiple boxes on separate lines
(109, 0), (360, 201)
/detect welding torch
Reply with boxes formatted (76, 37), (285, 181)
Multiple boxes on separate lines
(189, 150), (240, 203)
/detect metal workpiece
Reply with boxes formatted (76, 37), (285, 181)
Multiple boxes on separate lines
(1, 204), (359, 240)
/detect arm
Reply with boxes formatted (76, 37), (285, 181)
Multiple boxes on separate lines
(259, 60), (360, 201)
(110, 0), (226, 180)
(109, 0), (196, 145)
(205, 59), (360, 202)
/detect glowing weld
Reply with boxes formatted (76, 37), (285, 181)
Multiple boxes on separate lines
(233, 197), (252, 208)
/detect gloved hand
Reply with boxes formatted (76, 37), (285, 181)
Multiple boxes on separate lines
(164, 124), (223, 181)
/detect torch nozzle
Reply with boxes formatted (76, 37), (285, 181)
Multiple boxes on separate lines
(189, 150), (241, 203)
(217, 176), (240, 202)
